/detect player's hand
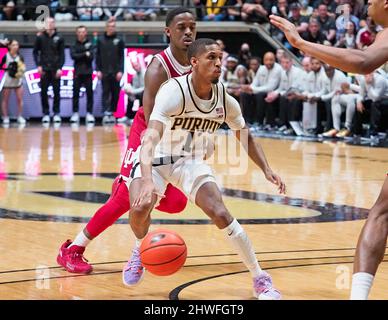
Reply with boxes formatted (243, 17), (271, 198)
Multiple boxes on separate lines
(264, 168), (286, 195)
(240, 84), (253, 94)
(97, 71), (103, 80)
(37, 66), (43, 74)
(55, 69), (62, 79)
(133, 177), (164, 207)
(269, 15), (303, 48)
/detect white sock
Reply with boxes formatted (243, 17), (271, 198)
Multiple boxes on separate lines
(223, 219), (262, 278)
(350, 272), (374, 300)
(69, 231), (91, 248)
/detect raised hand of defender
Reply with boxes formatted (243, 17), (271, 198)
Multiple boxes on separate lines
(264, 168), (286, 195)
(269, 15), (303, 48)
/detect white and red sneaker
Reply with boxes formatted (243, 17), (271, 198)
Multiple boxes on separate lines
(253, 271), (281, 300)
(57, 240), (93, 274)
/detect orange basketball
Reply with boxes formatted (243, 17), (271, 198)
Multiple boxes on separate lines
(139, 229), (187, 276)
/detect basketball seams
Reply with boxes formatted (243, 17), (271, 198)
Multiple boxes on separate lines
(141, 247), (187, 267)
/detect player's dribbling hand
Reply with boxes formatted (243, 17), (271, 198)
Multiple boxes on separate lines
(264, 168), (286, 195)
(133, 177), (165, 207)
(269, 15), (303, 48)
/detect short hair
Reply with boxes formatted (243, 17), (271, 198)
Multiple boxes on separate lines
(165, 7), (194, 26)
(76, 25), (87, 31)
(280, 53), (292, 61)
(188, 38), (218, 60)
(249, 56), (261, 64)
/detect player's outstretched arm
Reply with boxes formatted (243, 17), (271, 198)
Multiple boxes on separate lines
(142, 59), (169, 124)
(269, 15), (388, 74)
(235, 125), (286, 194)
(134, 120), (165, 207)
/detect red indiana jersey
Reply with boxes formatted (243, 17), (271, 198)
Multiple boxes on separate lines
(120, 47), (192, 179)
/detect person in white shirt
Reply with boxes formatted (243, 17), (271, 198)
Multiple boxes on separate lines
(264, 53), (304, 135)
(353, 71), (388, 138)
(123, 38), (285, 300)
(240, 51), (282, 130)
(321, 64), (357, 138)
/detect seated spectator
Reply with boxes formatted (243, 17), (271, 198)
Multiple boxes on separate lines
(215, 39), (229, 67)
(335, 21), (356, 48)
(102, 0), (126, 20)
(299, 0), (313, 17)
(266, 53), (304, 135)
(275, 48), (285, 63)
(312, 0), (337, 19)
(301, 18), (329, 46)
(77, 0), (103, 21)
(335, 3), (360, 40)
(55, 0), (78, 21)
(246, 56), (260, 83)
(320, 64), (354, 138)
(316, 4), (336, 44)
(289, 2), (308, 34)
(221, 55), (246, 100)
(238, 42), (252, 68)
(353, 72), (388, 139)
(226, 0), (244, 21)
(201, 0), (228, 21)
(270, 0), (289, 42)
(301, 56), (311, 74)
(0, 1), (17, 20)
(124, 0), (159, 21)
(240, 51), (282, 130)
(193, 0), (206, 21)
(348, 0), (365, 19)
(241, 0), (269, 24)
(356, 17), (376, 49)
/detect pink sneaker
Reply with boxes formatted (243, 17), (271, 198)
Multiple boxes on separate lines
(253, 271), (281, 300)
(57, 240), (93, 274)
(122, 247), (145, 286)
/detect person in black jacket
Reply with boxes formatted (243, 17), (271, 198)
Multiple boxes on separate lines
(70, 25), (95, 124)
(33, 17), (65, 124)
(96, 18), (124, 123)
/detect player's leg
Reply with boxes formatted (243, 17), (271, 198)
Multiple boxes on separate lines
(57, 176), (131, 273)
(350, 176), (388, 300)
(1, 88), (10, 122)
(122, 175), (161, 286)
(194, 179), (281, 300)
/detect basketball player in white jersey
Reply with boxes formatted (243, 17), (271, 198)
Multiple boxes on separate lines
(122, 38), (286, 300)
(270, 0), (388, 300)
(57, 8), (196, 275)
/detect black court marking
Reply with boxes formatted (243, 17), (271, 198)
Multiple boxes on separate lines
(0, 172), (370, 224)
(168, 259), (388, 300)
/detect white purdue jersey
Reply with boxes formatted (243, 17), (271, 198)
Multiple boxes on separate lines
(149, 73), (245, 160)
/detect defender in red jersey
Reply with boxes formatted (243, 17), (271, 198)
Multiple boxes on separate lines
(57, 8), (197, 274)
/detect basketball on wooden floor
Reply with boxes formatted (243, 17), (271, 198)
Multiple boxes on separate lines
(139, 229), (187, 276)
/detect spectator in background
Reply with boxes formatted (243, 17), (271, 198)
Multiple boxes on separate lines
(335, 21), (356, 48)
(202, 0), (228, 21)
(55, 0), (78, 21)
(226, 0), (244, 21)
(70, 25), (95, 124)
(0, 1), (17, 20)
(33, 17), (65, 124)
(96, 18), (124, 123)
(301, 18), (328, 46)
(221, 55), (246, 100)
(247, 56), (260, 83)
(241, 0), (269, 23)
(215, 39), (229, 67)
(240, 51), (282, 130)
(102, 0), (126, 20)
(238, 42), (252, 68)
(312, 0), (337, 19)
(193, 0), (206, 20)
(77, 0), (103, 21)
(0, 39), (26, 125)
(301, 56), (311, 74)
(335, 3), (360, 40)
(275, 48), (284, 63)
(289, 3), (308, 34)
(348, 0), (365, 19)
(266, 53), (304, 135)
(299, 0), (313, 17)
(316, 4), (336, 44)
(270, 0), (289, 43)
(299, 57), (327, 135)
(122, 58), (145, 122)
(353, 72), (388, 139)
(356, 16), (376, 49)
(124, 0), (159, 21)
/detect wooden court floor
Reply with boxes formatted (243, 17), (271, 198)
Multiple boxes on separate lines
(0, 123), (387, 300)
